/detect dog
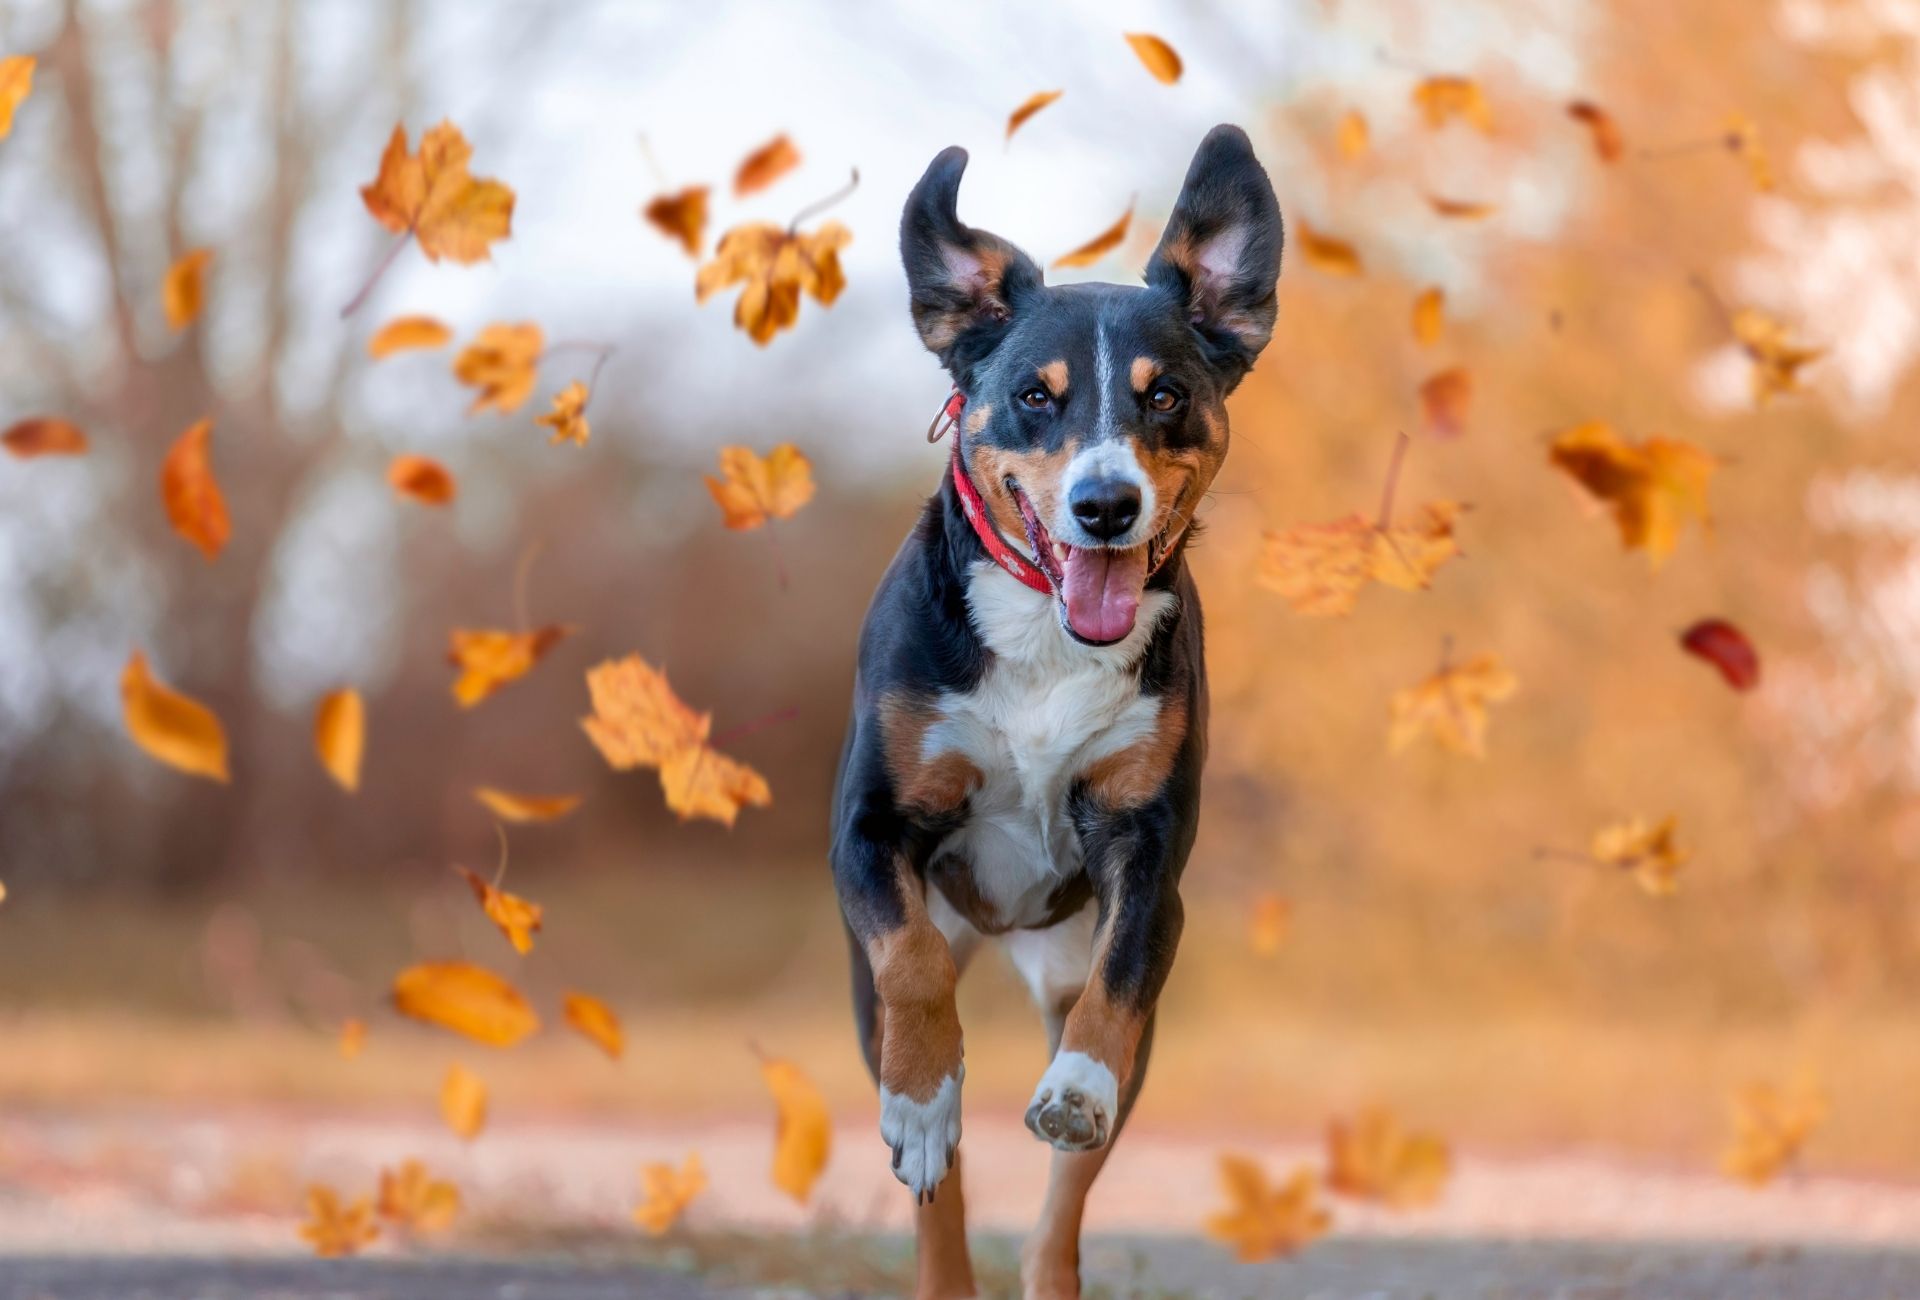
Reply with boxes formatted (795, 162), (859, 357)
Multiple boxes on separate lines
(831, 124), (1283, 1300)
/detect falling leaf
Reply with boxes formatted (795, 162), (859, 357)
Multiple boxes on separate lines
(1249, 894), (1290, 956)
(733, 133), (801, 196)
(1007, 90), (1064, 141)
(453, 864), (543, 956)
(2, 417), (88, 458)
(473, 787), (584, 823)
(1419, 368), (1472, 439)
(447, 625), (576, 709)
(387, 455), (456, 507)
(1730, 307), (1823, 405)
(1389, 651), (1517, 759)
(1204, 1156), (1332, 1262)
(1326, 1106), (1452, 1208)
(1548, 422), (1717, 569)
(1124, 32), (1183, 84)
(1337, 110), (1369, 160)
(633, 1153), (707, 1236)
(1412, 76), (1493, 132)
(1296, 219), (1362, 277)
(1722, 1078), (1826, 1186)
(313, 688), (364, 792)
(360, 120), (514, 263)
(643, 185), (710, 257)
(368, 315), (453, 359)
(696, 219), (852, 345)
(535, 380), (591, 447)
(162, 248), (213, 331)
(1568, 101), (1624, 161)
(298, 1185), (379, 1258)
(705, 444), (815, 530)
(1722, 113), (1774, 191)
(1260, 502), (1465, 617)
(161, 418), (229, 561)
(563, 991), (624, 1060)
(1681, 618), (1760, 691)
(121, 651), (229, 782)
(1591, 815), (1689, 896)
(452, 322), (544, 414)
(1052, 200), (1134, 270)
(377, 1160), (460, 1234)
(761, 1054), (831, 1205)
(338, 1018), (367, 1060)
(1411, 288), (1444, 347)
(581, 654), (773, 827)
(1427, 194), (1497, 220)
(391, 960), (540, 1048)
(0, 55), (34, 140)
(439, 1062), (487, 1140)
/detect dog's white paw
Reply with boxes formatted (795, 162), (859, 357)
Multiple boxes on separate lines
(1024, 1050), (1117, 1152)
(879, 1067), (963, 1202)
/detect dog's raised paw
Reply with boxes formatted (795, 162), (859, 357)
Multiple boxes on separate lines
(879, 1068), (962, 1202)
(1024, 1050), (1118, 1152)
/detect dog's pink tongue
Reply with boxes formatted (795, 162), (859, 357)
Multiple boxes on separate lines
(1061, 545), (1149, 643)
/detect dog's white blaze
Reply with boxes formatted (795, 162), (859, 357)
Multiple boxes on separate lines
(1030, 1050), (1119, 1132)
(1094, 317), (1117, 443)
(1059, 437), (1157, 550)
(879, 1068), (963, 1197)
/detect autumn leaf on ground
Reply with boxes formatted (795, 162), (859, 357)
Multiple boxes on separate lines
(2, 417), (88, 458)
(0, 55), (34, 140)
(733, 134), (800, 197)
(1722, 114), (1774, 191)
(1337, 110), (1369, 160)
(759, 1052), (831, 1205)
(162, 248), (213, 331)
(473, 787), (583, 823)
(1296, 219), (1362, 276)
(299, 1184), (379, 1257)
(1052, 200), (1134, 270)
(161, 418), (229, 561)
(313, 688), (364, 792)
(1547, 421), (1716, 569)
(1413, 76), (1492, 132)
(1591, 815), (1689, 896)
(634, 1153), (707, 1235)
(1204, 1155), (1332, 1262)
(581, 655), (773, 827)
(1250, 894), (1290, 957)
(453, 864), (543, 956)
(1006, 90), (1063, 142)
(448, 624), (575, 709)
(696, 217), (852, 346)
(1427, 195), (1497, 220)
(439, 1061), (487, 1140)
(388, 455), (456, 506)
(338, 1018), (367, 1060)
(1389, 648), (1517, 759)
(1568, 101), (1624, 161)
(563, 991), (623, 1060)
(359, 121), (514, 264)
(1412, 288), (1444, 347)
(1124, 32), (1182, 84)
(643, 185), (710, 257)
(1326, 1106), (1452, 1208)
(452, 322), (544, 414)
(1681, 618), (1760, 691)
(1419, 368), (1472, 439)
(392, 961), (539, 1048)
(1722, 1078), (1826, 1186)
(121, 651), (229, 782)
(377, 1160), (460, 1234)
(536, 380), (591, 447)
(706, 444), (815, 530)
(368, 315), (452, 359)
(1731, 307), (1823, 405)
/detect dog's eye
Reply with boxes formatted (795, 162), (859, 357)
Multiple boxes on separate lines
(1148, 384), (1182, 413)
(1018, 387), (1052, 411)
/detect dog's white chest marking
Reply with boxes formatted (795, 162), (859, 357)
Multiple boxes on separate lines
(921, 564), (1174, 928)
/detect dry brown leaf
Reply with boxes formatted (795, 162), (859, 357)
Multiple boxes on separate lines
(580, 654), (773, 827)
(1412, 76), (1493, 132)
(377, 1159), (460, 1234)
(1296, 220), (1362, 277)
(696, 220), (851, 345)
(1052, 200), (1134, 270)
(1124, 32), (1183, 84)
(161, 418), (230, 561)
(734, 134), (802, 197)
(634, 1153), (706, 1235)
(1204, 1156), (1332, 1261)
(761, 1054), (831, 1205)
(562, 991), (624, 1060)
(1419, 368), (1472, 439)
(1427, 195), (1497, 221)
(391, 960), (540, 1047)
(1591, 815), (1688, 896)
(1007, 90), (1064, 141)
(452, 322), (544, 414)
(1388, 652), (1517, 759)
(1547, 421), (1717, 569)
(360, 120), (514, 263)
(1412, 287), (1444, 347)
(368, 315), (453, 359)
(1731, 307), (1824, 405)
(388, 454), (457, 506)
(643, 185), (710, 257)
(453, 864), (543, 956)
(447, 624), (576, 709)
(1722, 1078), (1826, 1186)
(1327, 1106), (1452, 1208)
(298, 1184), (379, 1257)
(1260, 502), (1465, 617)
(313, 688), (364, 792)
(0, 55), (34, 140)
(162, 248), (213, 331)
(473, 787), (583, 823)
(121, 651), (230, 783)
(535, 380), (591, 447)
(439, 1062), (487, 1140)
(2, 417), (88, 458)
(705, 444), (815, 530)
(1568, 101), (1624, 162)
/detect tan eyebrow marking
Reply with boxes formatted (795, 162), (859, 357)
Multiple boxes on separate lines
(1130, 356), (1161, 391)
(1038, 360), (1070, 397)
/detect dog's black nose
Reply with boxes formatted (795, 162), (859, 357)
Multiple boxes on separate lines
(1068, 478), (1142, 542)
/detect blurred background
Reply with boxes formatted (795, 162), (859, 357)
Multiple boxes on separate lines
(2, 0), (1919, 1248)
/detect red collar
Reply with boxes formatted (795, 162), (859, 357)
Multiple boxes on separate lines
(939, 391), (1053, 595)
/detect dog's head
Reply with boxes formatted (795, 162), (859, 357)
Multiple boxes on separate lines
(901, 125), (1283, 647)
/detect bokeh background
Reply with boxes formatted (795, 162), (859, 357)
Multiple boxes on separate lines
(2, 0), (1919, 1244)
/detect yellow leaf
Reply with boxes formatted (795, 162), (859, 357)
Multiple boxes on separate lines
(161, 418), (230, 561)
(2, 417), (88, 458)
(1259, 502), (1465, 617)
(439, 1062), (488, 1140)
(1052, 200), (1134, 270)
(580, 654), (773, 828)
(1721, 1077), (1826, 1187)
(452, 322), (544, 414)
(473, 787), (584, 823)
(1388, 651), (1517, 759)
(1295, 219), (1362, 277)
(298, 1184), (379, 1257)
(1591, 815), (1688, 896)
(562, 991), (624, 1060)
(1418, 367), (1472, 439)
(733, 133), (801, 197)
(535, 380), (591, 447)
(1412, 76), (1492, 132)
(368, 315), (453, 359)
(388, 454), (457, 505)
(0, 55), (34, 141)
(377, 1159), (461, 1233)
(1336, 110), (1369, 160)
(1204, 1155), (1331, 1262)
(338, 1018), (367, 1060)
(761, 1055), (831, 1205)
(313, 688), (364, 792)
(1249, 894), (1289, 957)
(644, 185), (710, 257)
(392, 960), (540, 1047)
(633, 1153), (706, 1235)
(1547, 421), (1716, 569)
(705, 444), (815, 530)
(696, 220), (851, 345)
(1124, 32), (1183, 84)
(1568, 101), (1624, 162)
(360, 120), (514, 263)
(1006, 90), (1064, 141)
(447, 625), (576, 709)
(1731, 307), (1823, 405)
(453, 864), (543, 956)
(121, 651), (229, 782)
(1412, 287), (1444, 347)
(1426, 194), (1497, 220)
(162, 248), (213, 331)
(1326, 1106), (1452, 1208)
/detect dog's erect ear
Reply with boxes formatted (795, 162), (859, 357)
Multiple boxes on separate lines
(1146, 125), (1284, 388)
(901, 146), (1044, 375)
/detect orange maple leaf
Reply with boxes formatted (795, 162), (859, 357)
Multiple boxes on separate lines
(644, 185), (710, 257)
(162, 248), (213, 331)
(1124, 32), (1183, 84)
(391, 960), (540, 1048)
(439, 1061), (488, 1140)
(580, 655), (772, 827)
(313, 687), (364, 792)
(562, 991), (624, 1060)
(388, 454), (457, 505)
(1547, 421), (1716, 569)
(1007, 90), (1064, 141)
(1568, 101), (1624, 162)
(1295, 219), (1362, 277)
(633, 1153), (707, 1235)
(0, 55), (34, 141)
(1590, 814), (1688, 896)
(161, 418), (230, 561)
(1204, 1155), (1332, 1262)
(452, 322), (544, 414)
(453, 864), (543, 956)
(447, 624), (575, 708)
(1388, 650), (1517, 759)
(2, 417), (88, 458)
(472, 787), (583, 823)
(377, 1159), (460, 1234)
(368, 315), (452, 359)
(121, 651), (229, 782)
(1326, 1106), (1452, 1208)
(733, 134), (801, 197)
(1722, 1077), (1826, 1186)
(696, 220), (851, 345)
(360, 120), (514, 263)
(1053, 200), (1135, 270)
(536, 380), (591, 446)
(298, 1184), (379, 1257)
(760, 1052), (832, 1205)
(1412, 76), (1493, 132)
(705, 444), (815, 530)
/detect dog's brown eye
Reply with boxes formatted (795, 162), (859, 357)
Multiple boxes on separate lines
(1148, 384), (1181, 412)
(1019, 387), (1051, 410)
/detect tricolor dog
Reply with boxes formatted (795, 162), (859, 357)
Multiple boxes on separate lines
(831, 125), (1283, 1299)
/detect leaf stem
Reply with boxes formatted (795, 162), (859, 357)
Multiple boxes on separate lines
(787, 167), (860, 234)
(636, 132), (669, 190)
(339, 229), (414, 320)
(1376, 430), (1411, 529)
(492, 823), (510, 887)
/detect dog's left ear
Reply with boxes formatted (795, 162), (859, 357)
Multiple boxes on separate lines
(901, 146), (1044, 377)
(1146, 125), (1284, 389)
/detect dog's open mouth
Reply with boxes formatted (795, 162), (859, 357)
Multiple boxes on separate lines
(1006, 479), (1159, 646)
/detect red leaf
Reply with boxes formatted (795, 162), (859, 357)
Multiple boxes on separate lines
(1681, 618), (1760, 691)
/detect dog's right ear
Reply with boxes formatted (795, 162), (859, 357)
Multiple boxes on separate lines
(900, 147), (1043, 375)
